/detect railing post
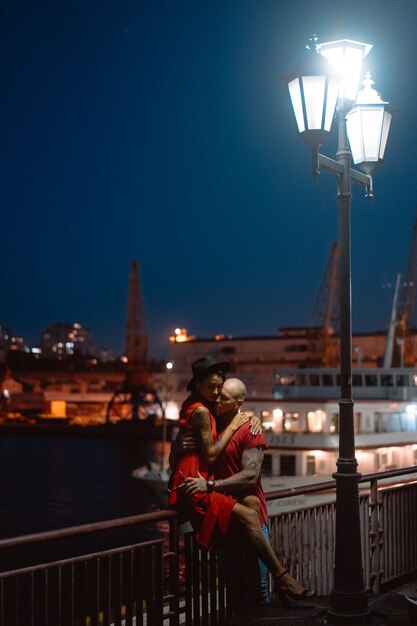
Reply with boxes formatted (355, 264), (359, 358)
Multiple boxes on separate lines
(168, 514), (180, 626)
(368, 477), (383, 593)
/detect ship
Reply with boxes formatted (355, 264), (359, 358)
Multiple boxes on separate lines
(245, 365), (417, 478)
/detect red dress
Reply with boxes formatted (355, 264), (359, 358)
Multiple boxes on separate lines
(168, 395), (237, 548)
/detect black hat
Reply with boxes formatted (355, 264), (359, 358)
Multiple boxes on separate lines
(186, 355), (231, 391)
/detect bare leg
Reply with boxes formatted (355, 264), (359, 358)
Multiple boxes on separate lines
(231, 502), (312, 599)
(238, 494), (261, 516)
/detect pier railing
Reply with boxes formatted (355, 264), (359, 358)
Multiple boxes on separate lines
(266, 467), (417, 596)
(0, 511), (180, 626)
(1, 467), (417, 625)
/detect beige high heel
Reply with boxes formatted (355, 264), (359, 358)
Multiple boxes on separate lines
(274, 570), (316, 606)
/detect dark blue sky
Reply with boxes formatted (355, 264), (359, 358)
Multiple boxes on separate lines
(1, 0), (416, 359)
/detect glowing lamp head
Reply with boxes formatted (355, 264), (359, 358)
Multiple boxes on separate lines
(317, 39), (372, 104)
(282, 46), (339, 149)
(346, 72), (393, 175)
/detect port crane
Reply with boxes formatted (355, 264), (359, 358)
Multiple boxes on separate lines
(392, 207), (417, 367)
(307, 242), (340, 367)
(106, 261), (164, 425)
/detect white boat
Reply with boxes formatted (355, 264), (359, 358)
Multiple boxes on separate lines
(241, 278), (417, 480)
(241, 365), (417, 479)
(131, 461), (171, 507)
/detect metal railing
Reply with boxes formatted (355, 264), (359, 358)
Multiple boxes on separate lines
(1, 468), (417, 625)
(0, 511), (180, 626)
(265, 466), (417, 595)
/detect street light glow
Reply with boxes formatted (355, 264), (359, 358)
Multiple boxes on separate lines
(317, 39), (372, 102)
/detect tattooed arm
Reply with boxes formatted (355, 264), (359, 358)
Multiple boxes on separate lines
(190, 406), (249, 465)
(214, 446), (264, 494)
(183, 446), (264, 496)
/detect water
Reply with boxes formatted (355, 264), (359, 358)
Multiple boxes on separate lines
(0, 434), (166, 539)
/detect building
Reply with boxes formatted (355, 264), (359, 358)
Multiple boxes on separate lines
(40, 322), (94, 359)
(167, 326), (410, 396)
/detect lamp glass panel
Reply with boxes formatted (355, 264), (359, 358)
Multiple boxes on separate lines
(319, 47), (343, 72)
(302, 75), (325, 129)
(324, 78), (339, 131)
(288, 78), (305, 132)
(343, 47), (364, 101)
(319, 43), (368, 102)
(346, 110), (364, 163)
(361, 109), (384, 161)
(379, 111), (392, 159)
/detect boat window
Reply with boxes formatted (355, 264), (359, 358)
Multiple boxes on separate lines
(261, 454), (272, 475)
(330, 414), (339, 434)
(365, 374), (378, 387)
(381, 375), (394, 387)
(306, 455), (316, 476)
(377, 451), (388, 469)
(352, 375), (363, 386)
(280, 454), (296, 476)
(296, 374), (307, 385)
(322, 374), (334, 386)
(283, 411), (299, 432)
(307, 409), (325, 432)
(276, 375), (296, 386)
(396, 374), (409, 387)
(309, 374), (320, 386)
(412, 375), (417, 388)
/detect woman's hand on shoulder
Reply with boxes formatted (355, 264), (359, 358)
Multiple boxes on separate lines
(249, 414), (262, 436)
(230, 411), (250, 432)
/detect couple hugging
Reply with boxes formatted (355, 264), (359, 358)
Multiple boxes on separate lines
(168, 355), (315, 610)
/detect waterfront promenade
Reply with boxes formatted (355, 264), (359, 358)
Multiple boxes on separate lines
(230, 587), (417, 625)
(1, 467), (417, 625)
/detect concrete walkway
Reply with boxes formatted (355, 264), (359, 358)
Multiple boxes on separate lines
(230, 586), (417, 625)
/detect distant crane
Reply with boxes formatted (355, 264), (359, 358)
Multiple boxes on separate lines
(125, 259), (149, 379)
(383, 273), (401, 368)
(307, 242), (340, 367)
(393, 207), (417, 367)
(106, 261), (163, 424)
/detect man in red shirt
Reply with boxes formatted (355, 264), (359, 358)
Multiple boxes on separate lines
(181, 377), (271, 607)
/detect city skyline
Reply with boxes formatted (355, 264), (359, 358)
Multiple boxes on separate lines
(1, 0), (417, 359)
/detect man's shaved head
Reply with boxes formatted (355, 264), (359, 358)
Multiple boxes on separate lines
(222, 378), (247, 401)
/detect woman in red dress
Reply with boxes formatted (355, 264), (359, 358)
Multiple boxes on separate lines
(168, 356), (246, 547)
(169, 356), (314, 602)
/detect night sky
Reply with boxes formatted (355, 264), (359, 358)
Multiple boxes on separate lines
(1, 0), (417, 359)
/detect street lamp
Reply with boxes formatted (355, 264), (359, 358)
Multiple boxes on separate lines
(282, 38), (393, 623)
(346, 71), (393, 176)
(282, 40), (339, 178)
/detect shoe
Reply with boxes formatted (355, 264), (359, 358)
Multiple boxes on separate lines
(274, 570), (316, 606)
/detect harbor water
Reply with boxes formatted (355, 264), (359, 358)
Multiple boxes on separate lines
(0, 434), (167, 540)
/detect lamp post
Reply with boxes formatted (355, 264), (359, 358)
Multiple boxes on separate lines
(282, 38), (392, 623)
(160, 361), (174, 472)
